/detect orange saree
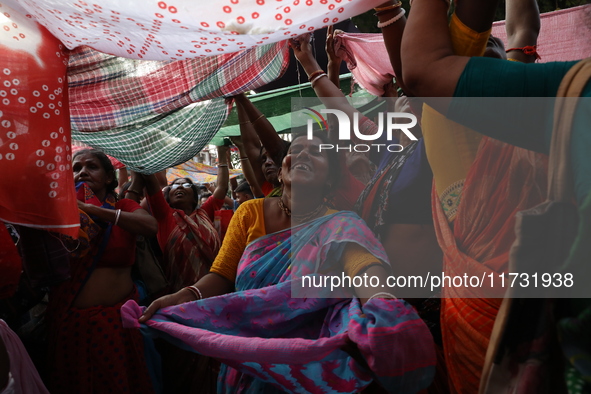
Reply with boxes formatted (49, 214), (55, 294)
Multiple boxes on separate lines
(433, 137), (548, 393)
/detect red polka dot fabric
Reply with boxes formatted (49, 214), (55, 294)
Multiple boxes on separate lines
(0, 2), (79, 237)
(6, 0), (384, 60)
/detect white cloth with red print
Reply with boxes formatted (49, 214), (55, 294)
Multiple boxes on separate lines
(3, 0), (383, 60)
(0, 1), (79, 237)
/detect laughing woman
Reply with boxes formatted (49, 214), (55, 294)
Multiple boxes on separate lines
(122, 132), (436, 394)
(47, 149), (158, 394)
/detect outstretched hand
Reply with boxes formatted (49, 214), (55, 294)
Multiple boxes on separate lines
(325, 25), (343, 64)
(289, 33), (313, 63)
(138, 288), (196, 323)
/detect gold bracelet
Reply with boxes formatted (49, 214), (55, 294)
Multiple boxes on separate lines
(251, 114), (265, 123)
(310, 73), (327, 88)
(374, 1), (402, 12)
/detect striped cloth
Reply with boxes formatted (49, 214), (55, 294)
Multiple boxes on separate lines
(69, 42), (289, 173)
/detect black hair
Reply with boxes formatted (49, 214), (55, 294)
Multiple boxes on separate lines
(235, 181), (253, 197)
(72, 149), (118, 194)
(163, 177), (200, 211)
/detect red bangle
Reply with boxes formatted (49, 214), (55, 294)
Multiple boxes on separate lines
(184, 285), (202, 300)
(307, 69), (325, 81)
(505, 45), (541, 60)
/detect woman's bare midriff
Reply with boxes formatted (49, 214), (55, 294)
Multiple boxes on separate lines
(74, 266), (134, 308)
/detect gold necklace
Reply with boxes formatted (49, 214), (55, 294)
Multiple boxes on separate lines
(292, 204), (327, 223)
(277, 197), (291, 217)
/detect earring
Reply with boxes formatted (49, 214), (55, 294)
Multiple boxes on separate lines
(278, 176), (283, 184)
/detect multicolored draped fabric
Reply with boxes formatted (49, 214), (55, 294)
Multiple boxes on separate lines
(354, 141), (419, 240)
(69, 42), (289, 173)
(5, 0), (384, 60)
(167, 161), (242, 184)
(1, 2), (291, 237)
(122, 211), (436, 393)
(433, 137), (548, 394)
(165, 209), (221, 292)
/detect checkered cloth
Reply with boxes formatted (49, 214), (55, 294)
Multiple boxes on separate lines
(69, 42), (289, 173)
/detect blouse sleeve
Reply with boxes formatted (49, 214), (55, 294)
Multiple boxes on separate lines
(200, 195), (225, 222)
(146, 190), (173, 223)
(209, 202), (252, 282)
(342, 243), (382, 277)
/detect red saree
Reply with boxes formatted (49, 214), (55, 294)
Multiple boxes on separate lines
(47, 185), (155, 394)
(165, 209), (221, 291)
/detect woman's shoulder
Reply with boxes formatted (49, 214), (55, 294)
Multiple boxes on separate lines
(237, 198), (265, 211)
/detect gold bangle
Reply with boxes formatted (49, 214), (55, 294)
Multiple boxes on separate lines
(251, 114), (265, 123)
(374, 1), (402, 12)
(310, 73), (327, 88)
(239, 121), (251, 125)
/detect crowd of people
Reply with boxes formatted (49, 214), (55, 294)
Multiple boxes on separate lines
(1, 0), (590, 392)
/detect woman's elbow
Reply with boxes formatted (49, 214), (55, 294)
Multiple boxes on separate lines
(401, 67), (424, 97)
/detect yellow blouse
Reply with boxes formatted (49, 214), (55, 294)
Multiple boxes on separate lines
(421, 13), (490, 222)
